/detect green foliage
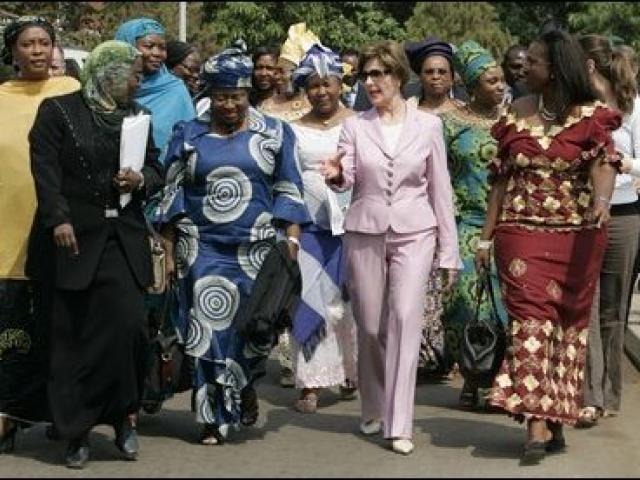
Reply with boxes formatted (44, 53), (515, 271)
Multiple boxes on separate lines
(204, 2), (405, 52)
(493, 2), (580, 46)
(568, 3), (640, 52)
(405, 2), (514, 59)
(3, 1), (639, 66)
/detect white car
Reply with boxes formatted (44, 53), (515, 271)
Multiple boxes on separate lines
(63, 47), (89, 74)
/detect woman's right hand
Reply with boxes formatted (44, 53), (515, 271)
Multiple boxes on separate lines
(474, 248), (491, 273)
(319, 150), (345, 181)
(53, 223), (79, 256)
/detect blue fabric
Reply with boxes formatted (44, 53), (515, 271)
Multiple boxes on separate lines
(154, 107), (311, 242)
(292, 44), (343, 91)
(114, 18), (196, 164)
(151, 107), (310, 434)
(201, 39), (253, 89)
(291, 227), (346, 360)
(404, 36), (453, 75)
(113, 18), (164, 45)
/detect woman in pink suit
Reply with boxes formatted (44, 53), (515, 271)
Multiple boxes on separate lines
(321, 40), (461, 455)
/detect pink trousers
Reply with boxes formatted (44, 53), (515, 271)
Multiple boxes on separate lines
(344, 229), (436, 439)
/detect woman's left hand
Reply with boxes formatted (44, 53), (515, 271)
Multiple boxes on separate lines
(592, 202), (611, 227)
(441, 268), (458, 292)
(114, 168), (143, 193)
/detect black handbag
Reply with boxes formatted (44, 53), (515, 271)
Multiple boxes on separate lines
(235, 240), (302, 378)
(142, 282), (193, 414)
(459, 267), (506, 388)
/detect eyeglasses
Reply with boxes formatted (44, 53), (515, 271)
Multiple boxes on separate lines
(359, 68), (392, 82)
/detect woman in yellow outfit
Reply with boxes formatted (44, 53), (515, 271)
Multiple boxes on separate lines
(0, 16), (79, 452)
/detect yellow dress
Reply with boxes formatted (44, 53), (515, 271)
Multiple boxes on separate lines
(0, 76), (80, 279)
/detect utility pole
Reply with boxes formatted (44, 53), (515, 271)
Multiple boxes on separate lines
(179, 2), (187, 42)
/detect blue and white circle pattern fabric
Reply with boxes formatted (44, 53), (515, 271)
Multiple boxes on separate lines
(216, 358), (248, 414)
(273, 180), (304, 204)
(193, 275), (239, 331)
(157, 161), (185, 216)
(237, 240), (272, 280)
(184, 142), (198, 183)
(248, 132), (280, 175)
(250, 212), (276, 242)
(203, 166), (252, 223)
(175, 217), (199, 279)
(186, 309), (212, 358)
(195, 384), (217, 425)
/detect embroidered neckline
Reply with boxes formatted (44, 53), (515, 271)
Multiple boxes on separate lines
(499, 100), (608, 150)
(442, 104), (498, 130)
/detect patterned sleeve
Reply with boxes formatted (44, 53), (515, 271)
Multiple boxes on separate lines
(583, 105), (624, 170)
(272, 121), (312, 226)
(152, 121), (189, 225)
(488, 113), (513, 183)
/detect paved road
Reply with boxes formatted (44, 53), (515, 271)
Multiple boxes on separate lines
(2, 354), (640, 478)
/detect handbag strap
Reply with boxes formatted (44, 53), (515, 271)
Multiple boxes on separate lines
(474, 266), (503, 328)
(156, 281), (175, 332)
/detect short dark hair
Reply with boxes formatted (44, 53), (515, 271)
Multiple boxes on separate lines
(536, 28), (598, 121)
(503, 44), (526, 64)
(252, 45), (279, 65)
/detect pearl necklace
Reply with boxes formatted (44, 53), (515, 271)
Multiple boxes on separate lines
(538, 95), (557, 122)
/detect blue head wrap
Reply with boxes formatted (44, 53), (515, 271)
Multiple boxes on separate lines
(113, 17), (195, 165)
(201, 39), (253, 89)
(453, 40), (497, 92)
(404, 37), (453, 76)
(114, 18), (165, 45)
(292, 44), (343, 91)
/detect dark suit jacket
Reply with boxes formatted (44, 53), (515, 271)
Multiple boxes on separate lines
(351, 81), (372, 112)
(26, 91), (164, 291)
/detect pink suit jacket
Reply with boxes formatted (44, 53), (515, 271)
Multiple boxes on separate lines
(331, 103), (461, 269)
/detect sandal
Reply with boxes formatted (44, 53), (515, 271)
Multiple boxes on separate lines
(459, 383), (478, 410)
(294, 389), (319, 414)
(575, 406), (602, 428)
(200, 424), (224, 446)
(240, 385), (259, 426)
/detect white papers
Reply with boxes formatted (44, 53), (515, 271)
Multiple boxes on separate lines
(119, 113), (151, 208)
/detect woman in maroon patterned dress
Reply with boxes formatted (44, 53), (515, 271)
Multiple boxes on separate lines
(475, 28), (622, 464)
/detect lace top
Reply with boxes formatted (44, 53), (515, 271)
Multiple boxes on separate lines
(490, 101), (622, 230)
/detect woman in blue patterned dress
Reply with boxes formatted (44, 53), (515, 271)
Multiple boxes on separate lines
(440, 41), (508, 409)
(155, 41), (310, 445)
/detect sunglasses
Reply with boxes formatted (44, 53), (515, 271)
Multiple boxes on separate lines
(359, 68), (392, 82)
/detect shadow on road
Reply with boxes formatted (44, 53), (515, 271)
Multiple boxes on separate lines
(416, 416), (524, 459)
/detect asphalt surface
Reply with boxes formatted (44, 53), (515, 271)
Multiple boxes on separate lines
(1, 352), (640, 478)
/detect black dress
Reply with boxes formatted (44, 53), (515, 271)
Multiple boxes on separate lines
(27, 91), (163, 440)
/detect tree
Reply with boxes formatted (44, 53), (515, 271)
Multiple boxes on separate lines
(568, 3), (640, 52)
(493, 2), (581, 46)
(405, 2), (514, 59)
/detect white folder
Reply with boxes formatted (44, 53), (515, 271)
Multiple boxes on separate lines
(119, 113), (151, 208)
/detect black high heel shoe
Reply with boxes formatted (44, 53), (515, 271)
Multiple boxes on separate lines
(520, 440), (546, 465)
(0, 421), (17, 454)
(114, 417), (139, 461)
(545, 421), (566, 454)
(65, 434), (90, 469)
